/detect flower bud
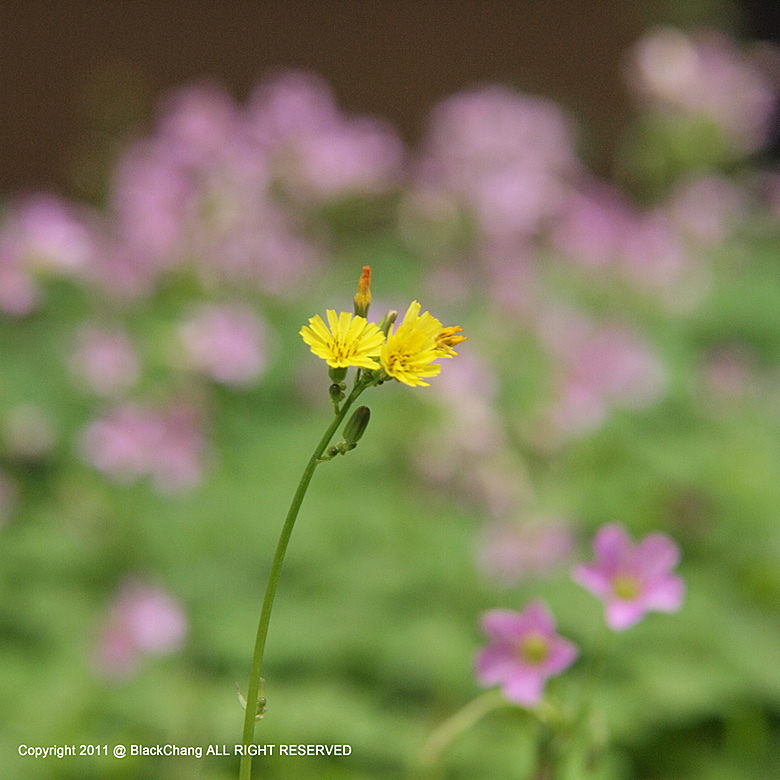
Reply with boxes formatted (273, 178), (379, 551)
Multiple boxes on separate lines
(378, 310), (397, 337)
(353, 266), (372, 318)
(328, 366), (348, 383)
(329, 383), (344, 405)
(343, 406), (371, 445)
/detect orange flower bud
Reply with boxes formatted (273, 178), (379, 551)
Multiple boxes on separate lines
(353, 266), (372, 318)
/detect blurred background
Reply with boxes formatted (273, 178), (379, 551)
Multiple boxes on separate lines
(2, 1), (780, 778)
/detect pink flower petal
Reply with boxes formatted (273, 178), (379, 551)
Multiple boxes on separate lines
(605, 598), (646, 631)
(475, 645), (518, 686)
(636, 533), (681, 579)
(593, 524), (632, 573)
(643, 574), (685, 613)
(502, 670), (546, 706)
(517, 600), (556, 637)
(572, 563), (612, 597)
(544, 636), (579, 675)
(481, 609), (527, 643)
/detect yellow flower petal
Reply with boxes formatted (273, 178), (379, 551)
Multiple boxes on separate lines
(380, 302), (465, 387)
(300, 311), (385, 369)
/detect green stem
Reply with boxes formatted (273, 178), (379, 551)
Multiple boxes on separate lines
(415, 690), (509, 775)
(547, 627), (614, 780)
(238, 382), (366, 780)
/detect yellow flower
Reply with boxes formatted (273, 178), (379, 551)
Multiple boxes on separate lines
(435, 326), (467, 357)
(300, 310), (385, 369)
(380, 301), (465, 387)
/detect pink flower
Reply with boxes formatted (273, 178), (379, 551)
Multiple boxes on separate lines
(551, 181), (636, 269)
(110, 139), (194, 268)
(475, 601), (578, 706)
(0, 194), (100, 314)
(540, 309), (666, 436)
(627, 27), (777, 154)
(248, 70), (337, 146)
(478, 239), (538, 318)
(573, 524), (685, 630)
(415, 86), (578, 239)
(80, 402), (207, 493)
(619, 210), (692, 295)
(94, 579), (188, 680)
(7, 194), (98, 273)
(143, 403), (207, 494)
(70, 326), (140, 396)
(285, 117), (404, 199)
(248, 69), (403, 201)
(81, 404), (153, 484)
(156, 82), (242, 167)
(178, 304), (266, 386)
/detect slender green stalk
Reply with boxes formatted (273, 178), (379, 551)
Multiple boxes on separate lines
(414, 690), (509, 775)
(238, 383), (366, 780)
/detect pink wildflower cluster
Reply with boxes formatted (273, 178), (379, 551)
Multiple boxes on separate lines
(415, 352), (533, 518)
(0, 46), (764, 501)
(665, 174), (747, 246)
(177, 304), (267, 386)
(540, 309), (666, 437)
(552, 181), (698, 294)
(249, 70), (404, 201)
(109, 74), (402, 297)
(550, 173), (744, 306)
(415, 86), (578, 240)
(80, 402), (207, 494)
(403, 63), (752, 326)
(0, 72), (403, 308)
(627, 27), (777, 154)
(403, 86), (578, 317)
(94, 579), (188, 680)
(550, 181), (637, 272)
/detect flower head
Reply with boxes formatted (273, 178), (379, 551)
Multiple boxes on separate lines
(353, 265), (372, 318)
(380, 301), (465, 387)
(475, 600), (578, 706)
(300, 310), (384, 369)
(573, 523), (685, 630)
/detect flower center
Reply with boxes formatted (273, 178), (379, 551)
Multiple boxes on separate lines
(612, 574), (640, 600)
(331, 334), (356, 361)
(518, 632), (549, 665)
